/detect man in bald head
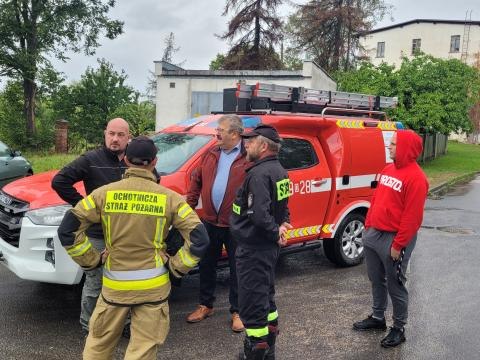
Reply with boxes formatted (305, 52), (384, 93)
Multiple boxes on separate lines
(52, 118), (131, 336)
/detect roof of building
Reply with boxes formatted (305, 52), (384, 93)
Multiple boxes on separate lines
(362, 19), (480, 35)
(153, 60), (334, 81)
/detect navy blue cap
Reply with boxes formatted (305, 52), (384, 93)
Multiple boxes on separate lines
(126, 136), (157, 165)
(241, 124), (281, 143)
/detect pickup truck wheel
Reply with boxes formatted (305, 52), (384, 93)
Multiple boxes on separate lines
(323, 213), (365, 267)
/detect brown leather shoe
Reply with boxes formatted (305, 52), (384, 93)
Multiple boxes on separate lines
(231, 312), (245, 332)
(186, 305), (214, 323)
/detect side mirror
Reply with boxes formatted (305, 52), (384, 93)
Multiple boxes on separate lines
(11, 150), (22, 157)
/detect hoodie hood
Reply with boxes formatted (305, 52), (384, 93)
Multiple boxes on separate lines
(395, 130), (423, 169)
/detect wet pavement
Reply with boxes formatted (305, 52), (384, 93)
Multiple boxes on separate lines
(1, 178), (479, 359)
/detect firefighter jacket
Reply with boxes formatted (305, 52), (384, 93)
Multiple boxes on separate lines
(57, 167), (209, 306)
(52, 147), (127, 239)
(230, 155), (290, 250)
(186, 143), (250, 227)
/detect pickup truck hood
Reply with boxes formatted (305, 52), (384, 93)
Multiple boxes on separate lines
(2, 170), (84, 210)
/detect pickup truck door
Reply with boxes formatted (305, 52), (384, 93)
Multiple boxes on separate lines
(279, 136), (332, 243)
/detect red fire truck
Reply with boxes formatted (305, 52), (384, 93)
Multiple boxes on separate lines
(0, 83), (400, 285)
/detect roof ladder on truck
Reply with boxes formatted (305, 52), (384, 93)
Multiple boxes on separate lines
(223, 82), (398, 120)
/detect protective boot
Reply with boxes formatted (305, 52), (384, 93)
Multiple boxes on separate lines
(264, 324), (279, 360)
(238, 337), (269, 360)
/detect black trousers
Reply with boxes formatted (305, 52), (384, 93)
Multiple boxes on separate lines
(236, 245), (279, 336)
(199, 222), (239, 313)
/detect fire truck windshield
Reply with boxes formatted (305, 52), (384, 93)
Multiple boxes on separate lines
(151, 133), (212, 175)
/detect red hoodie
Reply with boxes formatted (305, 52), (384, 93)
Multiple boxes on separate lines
(365, 130), (429, 251)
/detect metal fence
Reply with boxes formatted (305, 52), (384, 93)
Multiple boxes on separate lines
(419, 133), (448, 163)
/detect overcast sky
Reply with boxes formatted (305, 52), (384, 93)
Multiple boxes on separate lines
(51, 0), (479, 93)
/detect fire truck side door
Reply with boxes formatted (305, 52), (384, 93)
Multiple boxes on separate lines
(278, 136), (331, 238)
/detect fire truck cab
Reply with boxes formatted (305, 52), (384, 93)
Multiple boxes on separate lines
(0, 83), (400, 285)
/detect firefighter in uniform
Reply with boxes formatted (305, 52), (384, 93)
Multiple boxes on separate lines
(57, 136), (209, 360)
(230, 124), (292, 360)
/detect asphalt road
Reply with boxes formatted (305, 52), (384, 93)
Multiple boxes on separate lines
(1, 177), (479, 360)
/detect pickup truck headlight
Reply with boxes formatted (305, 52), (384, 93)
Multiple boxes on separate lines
(25, 205), (72, 226)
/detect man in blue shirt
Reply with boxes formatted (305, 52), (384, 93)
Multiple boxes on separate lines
(186, 114), (250, 332)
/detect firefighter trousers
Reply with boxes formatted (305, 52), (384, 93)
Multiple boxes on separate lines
(236, 245), (280, 341)
(83, 296), (169, 360)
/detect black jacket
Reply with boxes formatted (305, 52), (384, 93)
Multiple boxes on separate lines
(230, 155), (290, 249)
(52, 147), (127, 238)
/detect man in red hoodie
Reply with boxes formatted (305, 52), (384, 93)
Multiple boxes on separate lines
(353, 129), (429, 348)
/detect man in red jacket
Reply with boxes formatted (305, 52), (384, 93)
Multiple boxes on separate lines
(353, 129), (429, 348)
(186, 114), (249, 332)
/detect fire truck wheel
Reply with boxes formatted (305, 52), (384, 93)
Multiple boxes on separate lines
(323, 212), (365, 267)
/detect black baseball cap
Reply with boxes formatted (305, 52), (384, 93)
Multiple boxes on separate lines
(241, 124), (281, 143)
(125, 136), (158, 165)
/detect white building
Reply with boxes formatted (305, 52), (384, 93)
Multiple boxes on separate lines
(154, 60), (336, 130)
(359, 19), (480, 68)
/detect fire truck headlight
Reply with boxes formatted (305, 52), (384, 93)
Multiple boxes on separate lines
(25, 205), (72, 226)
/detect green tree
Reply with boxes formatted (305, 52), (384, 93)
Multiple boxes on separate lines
(336, 54), (480, 134)
(220, 0), (284, 69)
(110, 101), (156, 137)
(0, 80), (26, 148)
(0, 0), (123, 139)
(209, 53), (226, 70)
(282, 47), (303, 71)
(0, 68), (64, 150)
(53, 59), (135, 147)
(395, 55), (480, 134)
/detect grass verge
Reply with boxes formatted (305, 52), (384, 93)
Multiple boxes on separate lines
(421, 141), (480, 189)
(25, 152), (79, 173)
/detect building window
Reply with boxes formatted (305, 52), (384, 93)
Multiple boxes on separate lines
(169, 82), (175, 88)
(412, 38), (421, 55)
(450, 35), (460, 53)
(376, 42), (385, 58)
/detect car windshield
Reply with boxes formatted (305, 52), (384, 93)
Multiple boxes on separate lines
(151, 133), (212, 175)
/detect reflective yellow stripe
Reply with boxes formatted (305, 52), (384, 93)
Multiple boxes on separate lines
(284, 225), (323, 240)
(102, 272), (169, 291)
(155, 250), (162, 268)
(268, 310), (279, 322)
(178, 248), (196, 268)
(153, 217), (165, 248)
(67, 237), (92, 257)
(177, 203), (193, 219)
(104, 191), (166, 216)
(232, 203), (240, 215)
(377, 122), (397, 130)
(81, 195), (96, 210)
(107, 215), (112, 247)
(245, 327), (269, 338)
(101, 215), (112, 247)
(153, 218), (166, 267)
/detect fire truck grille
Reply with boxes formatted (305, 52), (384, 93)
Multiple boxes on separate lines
(0, 191), (29, 247)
